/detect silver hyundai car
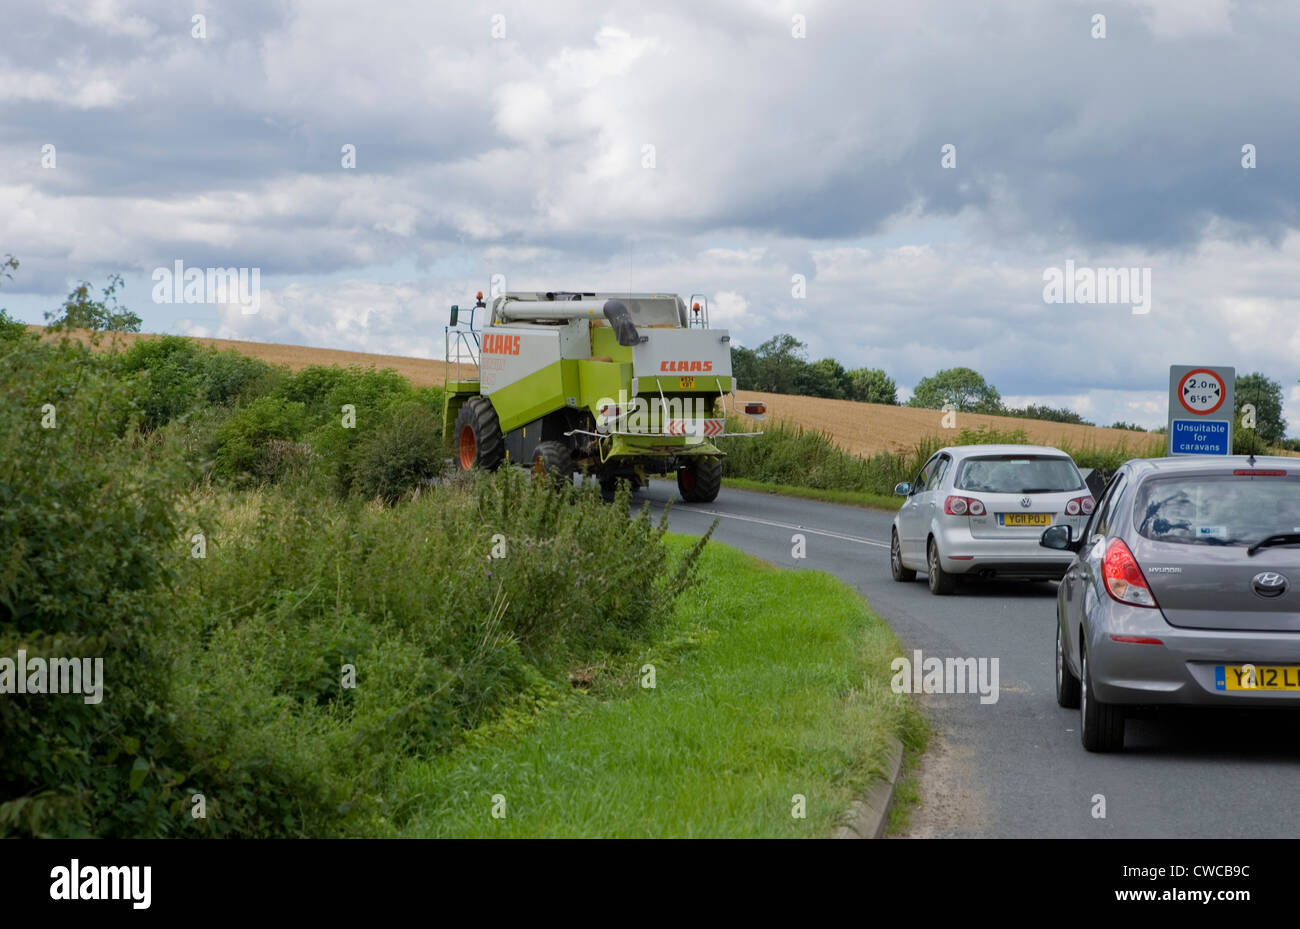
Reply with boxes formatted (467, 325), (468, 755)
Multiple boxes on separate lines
(1043, 455), (1300, 751)
(891, 444), (1093, 594)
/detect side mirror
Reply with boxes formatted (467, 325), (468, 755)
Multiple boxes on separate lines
(894, 482), (912, 496)
(1040, 524), (1076, 551)
(449, 305), (459, 327)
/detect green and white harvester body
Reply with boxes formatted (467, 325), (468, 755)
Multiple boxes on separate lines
(442, 291), (764, 502)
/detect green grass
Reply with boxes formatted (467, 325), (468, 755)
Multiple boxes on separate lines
(397, 535), (926, 837)
(720, 476), (903, 511)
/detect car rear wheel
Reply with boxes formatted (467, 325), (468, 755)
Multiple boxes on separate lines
(891, 530), (916, 582)
(1056, 622), (1081, 708)
(1080, 645), (1125, 752)
(927, 538), (956, 595)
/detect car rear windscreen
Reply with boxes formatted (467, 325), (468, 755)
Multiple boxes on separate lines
(1134, 474), (1300, 546)
(954, 455), (1084, 494)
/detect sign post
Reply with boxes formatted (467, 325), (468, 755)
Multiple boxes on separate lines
(1167, 365), (1234, 456)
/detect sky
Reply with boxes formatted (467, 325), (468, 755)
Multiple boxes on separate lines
(3, 0), (1300, 431)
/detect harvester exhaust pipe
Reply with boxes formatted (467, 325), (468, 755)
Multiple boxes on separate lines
(602, 299), (646, 347)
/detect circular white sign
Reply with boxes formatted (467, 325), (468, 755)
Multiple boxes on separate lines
(1178, 368), (1226, 415)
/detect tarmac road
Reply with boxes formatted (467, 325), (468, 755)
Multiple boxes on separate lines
(640, 481), (1300, 838)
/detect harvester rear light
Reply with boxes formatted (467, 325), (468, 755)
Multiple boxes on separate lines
(597, 404), (622, 433)
(1064, 495), (1095, 516)
(944, 495), (986, 516)
(744, 402), (766, 416)
(1102, 538), (1158, 608)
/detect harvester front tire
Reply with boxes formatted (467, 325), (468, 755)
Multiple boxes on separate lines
(531, 441), (573, 489)
(676, 457), (722, 503)
(453, 398), (504, 472)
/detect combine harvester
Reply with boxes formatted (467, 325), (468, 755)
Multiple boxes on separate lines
(443, 290), (765, 502)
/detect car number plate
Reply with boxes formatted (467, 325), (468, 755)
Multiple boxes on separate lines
(678, 376), (696, 389)
(998, 513), (1052, 527)
(1215, 665), (1300, 691)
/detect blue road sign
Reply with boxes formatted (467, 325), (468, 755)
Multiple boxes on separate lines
(1170, 419), (1230, 455)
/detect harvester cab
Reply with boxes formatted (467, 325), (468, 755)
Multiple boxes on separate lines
(443, 290), (764, 502)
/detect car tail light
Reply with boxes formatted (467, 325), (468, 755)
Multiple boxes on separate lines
(1102, 538), (1158, 608)
(1064, 495), (1095, 516)
(944, 495), (986, 516)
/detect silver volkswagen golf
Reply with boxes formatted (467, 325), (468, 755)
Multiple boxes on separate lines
(891, 444), (1093, 594)
(1043, 455), (1300, 751)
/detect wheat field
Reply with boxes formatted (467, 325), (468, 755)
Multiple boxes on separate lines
(45, 327), (1162, 457)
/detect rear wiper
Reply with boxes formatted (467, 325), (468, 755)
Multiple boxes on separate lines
(1246, 533), (1300, 556)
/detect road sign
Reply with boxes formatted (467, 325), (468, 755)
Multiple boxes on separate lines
(1168, 365), (1234, 456)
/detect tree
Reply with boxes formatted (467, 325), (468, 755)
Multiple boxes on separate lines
(0, 254), (24, 340)
(1003, 403), (1092, 425)
(730, 344), (761, 392)
(846, 367), (898, 405)
(756, 333), (807, 395)
(800, 358), (849, 399)
(48, 273), (142, 332)
(907, 367), (1002, 414)
(1234, 372), (1286, 447)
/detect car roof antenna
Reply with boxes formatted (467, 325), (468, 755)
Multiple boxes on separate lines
(1248, 452), (1257, 467)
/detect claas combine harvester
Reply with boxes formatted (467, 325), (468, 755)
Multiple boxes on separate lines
(442, 290), (765, 502)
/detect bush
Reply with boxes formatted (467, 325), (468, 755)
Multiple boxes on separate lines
(199, 349), (280, 406)
(164, 468), (703, 835)
(1, 333), (703, 837)
(349, 403), (445, 503)
(118, 337), (280, 431)
(275, 365), (352, 416)
(0, 336), (197, 837)
(117, 337), (205, 430)
(718, 421), (939, 495)
(295, 368), (442, 494)
(212, 395), (308, 483)
(0, 309), (26, 342)
(720, 420), (1167, 497)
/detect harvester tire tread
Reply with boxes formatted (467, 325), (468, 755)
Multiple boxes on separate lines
(531, 441), (573, 489)
(677, 457), (722, 503)
(454, 397), (504, 472)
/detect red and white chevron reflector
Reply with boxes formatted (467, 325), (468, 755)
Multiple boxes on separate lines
(666, 419), (724, 436)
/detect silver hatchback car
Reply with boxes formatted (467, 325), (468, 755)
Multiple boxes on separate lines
(1042, 455), (1300, 751)
(891, 444), (1093, 594)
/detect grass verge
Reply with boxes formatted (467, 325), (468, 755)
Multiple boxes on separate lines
(721, 476), (903, 511)
(398, 535), (926, 837)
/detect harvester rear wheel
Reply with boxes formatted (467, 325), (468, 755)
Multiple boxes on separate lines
(676, 457), (722, 503)
(453, 397), (504, 472)
(531, 441), (573, 489)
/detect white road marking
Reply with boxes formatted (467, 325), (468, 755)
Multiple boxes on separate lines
(680, 507), (890, 548)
